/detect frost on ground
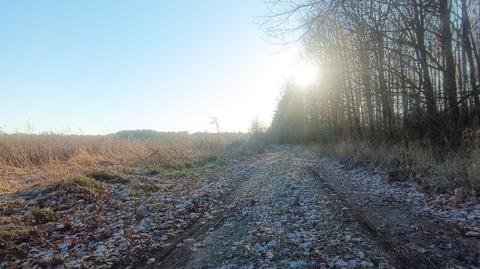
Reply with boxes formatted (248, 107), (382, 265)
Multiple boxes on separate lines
(0, 157), (255, 268)
(179, 146), (480, 269)
(1, 146), (480, 268)
(323, 157), (480, 239)
(182, 148), (393, 269)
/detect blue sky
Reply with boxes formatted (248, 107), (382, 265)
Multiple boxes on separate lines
(1, 0), (301, 134)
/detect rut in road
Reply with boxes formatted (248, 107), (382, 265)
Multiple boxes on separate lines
(153, 146), (480, 268)
(161, 147), (393, 268)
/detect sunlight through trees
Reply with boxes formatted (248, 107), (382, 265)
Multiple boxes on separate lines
(265, 0), (480, 148)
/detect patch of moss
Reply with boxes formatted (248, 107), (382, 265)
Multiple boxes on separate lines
(72, 175), (103, 193)
(54, 175), (105, 200)
(28, 206), (57, 225)
(0, 224), (31, 241)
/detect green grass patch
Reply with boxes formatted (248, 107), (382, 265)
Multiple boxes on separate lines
(55, 175), (105, 198)
(0, 224), (31, 240)
(27, 206), (57, 225)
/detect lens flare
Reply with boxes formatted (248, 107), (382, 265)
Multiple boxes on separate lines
(290, 61), (319, 87)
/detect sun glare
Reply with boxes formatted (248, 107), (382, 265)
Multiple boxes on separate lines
(290, 61), (319, 87)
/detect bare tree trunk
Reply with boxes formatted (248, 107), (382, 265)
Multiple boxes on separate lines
(414, 6), (437, 121)
(461, 0), (479, 107)
(440, 0), (461, 146)
(360, 42), (375, 138)
(376, 30), (393, 136)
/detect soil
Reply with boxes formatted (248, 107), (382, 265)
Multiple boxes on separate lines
(1, 145), (479, 268)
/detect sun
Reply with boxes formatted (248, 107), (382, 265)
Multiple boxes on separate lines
(290, 61), (319, 87)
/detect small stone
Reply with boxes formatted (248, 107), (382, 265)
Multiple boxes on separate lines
(465, 231), (480, 238)
(471, 226), (480, 232)
(254, 242), (267, 252)
(351, 237), (362, 243)
(334, 258), (348, 268)
(357, 251), (365, 259)
(193, 242), (205, 248)
(359, 261), (375, 268)
(58, 242), (71, 253)
(467, 214), (476, 220)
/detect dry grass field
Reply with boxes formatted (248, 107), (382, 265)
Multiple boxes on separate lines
(0, 131), (248, 193)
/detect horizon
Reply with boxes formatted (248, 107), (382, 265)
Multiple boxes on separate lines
(0, 128), (249, 136)
(1, 0), (304, 135)
(2, 1), (480, 267)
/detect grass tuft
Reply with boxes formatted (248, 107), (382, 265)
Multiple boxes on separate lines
(55, 175), (105, 199)
(27, 206), (57, 225)
(88, 171), (129, 184)
(0, 224), (31, 241)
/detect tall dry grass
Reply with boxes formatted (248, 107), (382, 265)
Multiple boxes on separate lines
(0, 133), (246, 193)
(311, 142), (480, 195)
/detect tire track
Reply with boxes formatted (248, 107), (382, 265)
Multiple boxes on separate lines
(142, 167), (256, 269)
(309, 168), (441, 269)
(181, 147), (396, 268)
(126, 146), (479, 268)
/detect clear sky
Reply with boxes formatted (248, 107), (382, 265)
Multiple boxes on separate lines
(1, 0), (302, 134)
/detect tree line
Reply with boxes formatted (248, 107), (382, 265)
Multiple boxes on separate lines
(266, 0), (480, 149)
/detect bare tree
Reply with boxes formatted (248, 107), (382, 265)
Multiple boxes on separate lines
(210, 117), (220, 134)
(265, 0), (480, 148)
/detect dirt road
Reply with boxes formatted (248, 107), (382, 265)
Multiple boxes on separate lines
(4, 146), (479, 268)
(146, 146), (480, 269)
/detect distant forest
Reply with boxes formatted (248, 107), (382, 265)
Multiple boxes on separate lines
(266, 0), (480, 149)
